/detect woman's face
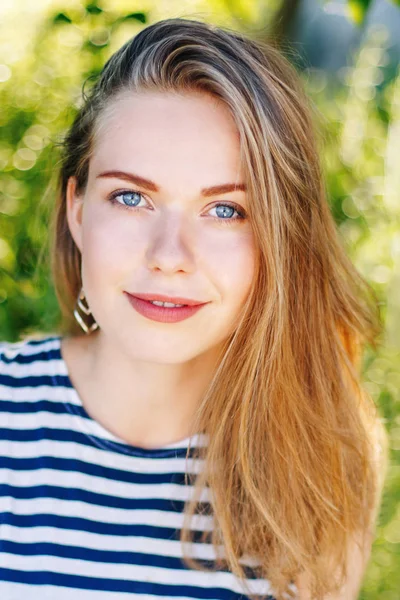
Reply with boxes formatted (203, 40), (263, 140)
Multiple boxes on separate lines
(67, 90), (256, 364)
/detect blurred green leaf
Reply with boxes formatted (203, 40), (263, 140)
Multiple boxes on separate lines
(120, 12), (147, 24)
(85, 2), (103, 15)
(347, 0), (374, 24)
(52, 13), (72, 25)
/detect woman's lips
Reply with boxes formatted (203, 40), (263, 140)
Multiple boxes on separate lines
(129, 292), (205, 306)
(124, 293), (208, 323)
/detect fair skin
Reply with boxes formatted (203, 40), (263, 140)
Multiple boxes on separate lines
(64, 88), (382, 599)
(64, 89), (255, 449)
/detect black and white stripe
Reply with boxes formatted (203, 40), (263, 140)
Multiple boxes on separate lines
(0, 335), (295, 599)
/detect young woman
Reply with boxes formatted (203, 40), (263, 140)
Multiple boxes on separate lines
(0, 17), (388, 600)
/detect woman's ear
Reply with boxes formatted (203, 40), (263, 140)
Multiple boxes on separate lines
(66, 176), (84, 254)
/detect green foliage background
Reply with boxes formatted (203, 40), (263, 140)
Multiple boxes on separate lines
(0, 1), (399, 597)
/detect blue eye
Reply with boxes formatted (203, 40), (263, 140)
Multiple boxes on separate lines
(109, 190), (145, 208)
(107, 189), (246, 225)
(212, 205), (237, 219)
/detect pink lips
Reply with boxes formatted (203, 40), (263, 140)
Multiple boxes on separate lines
(124, 292), (208, 323)
(130, 292), (204, 306)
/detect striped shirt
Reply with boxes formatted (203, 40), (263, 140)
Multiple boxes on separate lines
(0, 335), (297, 599)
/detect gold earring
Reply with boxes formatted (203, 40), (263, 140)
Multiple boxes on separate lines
(73, 287), (99, 334)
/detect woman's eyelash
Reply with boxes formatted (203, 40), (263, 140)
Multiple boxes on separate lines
(108, 189), (147, 210)
(107, 189), (247, 224)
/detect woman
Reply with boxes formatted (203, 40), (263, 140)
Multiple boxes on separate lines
(0, 17), (388, 600)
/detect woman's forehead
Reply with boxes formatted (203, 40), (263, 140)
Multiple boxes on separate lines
(89, 90), (243, 188)
(93, 88), (239, 145)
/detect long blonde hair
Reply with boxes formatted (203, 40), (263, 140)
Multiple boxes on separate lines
(49, 18), (387, 599)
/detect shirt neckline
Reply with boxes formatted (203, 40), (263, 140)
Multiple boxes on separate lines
(48, 334), (205, 458)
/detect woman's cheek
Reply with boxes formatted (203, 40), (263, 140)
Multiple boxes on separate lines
(85, 225), (117, 270)
(201, 228), (256, 307)
(83, 211), (146, 273)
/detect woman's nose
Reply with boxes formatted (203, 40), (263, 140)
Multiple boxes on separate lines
(144, 211), (195, 274)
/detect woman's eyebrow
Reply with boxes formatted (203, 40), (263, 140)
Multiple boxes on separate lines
(96, 170), (247, 197)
